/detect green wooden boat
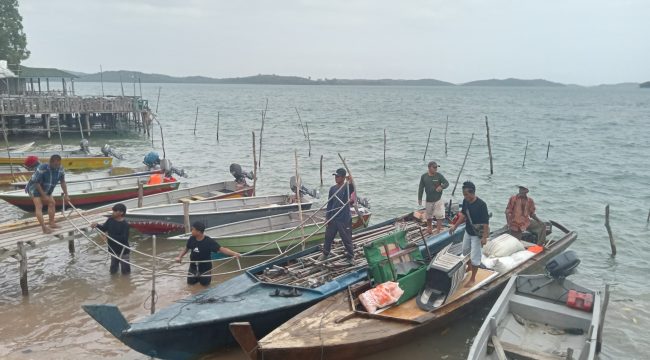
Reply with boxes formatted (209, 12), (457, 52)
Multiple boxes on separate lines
(167, 207), (372, 254)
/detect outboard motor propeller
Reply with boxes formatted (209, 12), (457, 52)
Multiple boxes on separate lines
(160, 158), (188, 178)
(230, 163), (254, 184)
(79, 139), (90, 153)
(289, 176), (320, 199)
(101, 144), (125, 160)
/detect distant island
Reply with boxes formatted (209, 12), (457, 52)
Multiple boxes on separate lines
(69, 70), (642, 88)
(640, 81), (650, 88)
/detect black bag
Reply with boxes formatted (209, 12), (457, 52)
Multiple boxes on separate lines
(465, 207), (486, 238)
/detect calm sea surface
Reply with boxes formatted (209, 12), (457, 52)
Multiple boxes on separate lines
(0, 83), (648, 359)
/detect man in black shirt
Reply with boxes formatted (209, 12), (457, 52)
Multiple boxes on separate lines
(91, 203), (130, 274)
(175, 221), (241, 286)
(449, 181), (489, 286)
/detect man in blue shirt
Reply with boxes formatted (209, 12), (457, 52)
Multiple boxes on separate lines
(319, 168), (355, 266)
(27, 155), (70, 234)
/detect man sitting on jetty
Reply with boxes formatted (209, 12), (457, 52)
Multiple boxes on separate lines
(175, 221), (241, 286)
(505, 185), (546, 245)
(26, 154), (70, 234)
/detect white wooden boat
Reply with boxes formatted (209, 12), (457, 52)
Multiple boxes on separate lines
(467, 253), (605, 360)
(0, 142), (35, 152)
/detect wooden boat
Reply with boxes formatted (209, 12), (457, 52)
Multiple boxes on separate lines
(167, 207), (372, 254)
(82, 211), (466, 360)
(0, 176), (181, 211)
(229, 221), (578, 360)
(467, 267), (605, 360)
(10, 168), (164, 189)
(125, 195), (314, 234)
(0, 151), (113, 170)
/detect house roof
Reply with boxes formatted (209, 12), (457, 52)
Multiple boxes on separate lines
(16, 66), (78, 79)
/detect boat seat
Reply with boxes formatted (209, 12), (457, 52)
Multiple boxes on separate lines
(191, 195), (206, 200)
(209, 191), (227, 197)
(508, 293), (592, 330)
(177, 198), (192, 203)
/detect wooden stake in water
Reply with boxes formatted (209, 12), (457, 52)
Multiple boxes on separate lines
(252, 131), (257, 196)
(99, 64), (105, 97)
(295, 107), (307, 138)
(384, 128), (386, 171)
(155, 87), (161, 113)
(444, 115), (449, 156)
(216, 112), (220, 142)
(294, 150), (306, 250)
(258, 110), (265, 169)
(423, 128), (432, 161)
(193, 106), (199, 135)
(485, 116), (494, 175)
(151, 235), (157, 314)
(320, 155), (324, 186)
(605, 204), (616, 256)
(57, 117), (64, 151)
(546, 141), (550, 160)
(306, 122), (311, 157)
(451, 133), (474, 197)
(647, 209), (650, 223)
(522, 139), (528, 167)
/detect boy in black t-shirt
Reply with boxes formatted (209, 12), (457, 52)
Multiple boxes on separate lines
(175, 221), (241, 286)
(91, 203), (130, 274)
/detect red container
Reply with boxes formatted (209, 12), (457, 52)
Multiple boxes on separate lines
(566, 289), (594, 312)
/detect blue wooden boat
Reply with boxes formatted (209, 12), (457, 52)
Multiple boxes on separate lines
(82, 211), (465, 360)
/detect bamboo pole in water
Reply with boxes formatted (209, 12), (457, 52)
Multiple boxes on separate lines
(258, 110), (265, 169)
(451, 133), (474, 197)
(605, 204), (616, 256)
(151, 235), (157, 314)
(306, 122), (311, 157)
(522, 139), (528, 167)
(252, 131), (257, 196)
(295, 107), (307, 138)
(383, 128), (387, 171)
(444, 116), (449, 156)
(423, 128), (432, 161)
(320, 155), (323, 186)
(217, 112), (220, 142)
(485, 116), (494, 175)
(155, 87), (161, 113)
(647, 209), (650, 223)
(294, 150), (306, 250)
(546, 141), (550, 160)
(193, 106), (199, 135)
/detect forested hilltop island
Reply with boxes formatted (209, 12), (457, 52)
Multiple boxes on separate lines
(640, 81), (650, 88)
(71, 70), (642, 88)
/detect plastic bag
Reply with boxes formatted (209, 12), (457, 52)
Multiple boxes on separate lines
(358, 281), (404, 314)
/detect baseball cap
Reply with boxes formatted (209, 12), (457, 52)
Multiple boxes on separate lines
(332, 168), (346, 177)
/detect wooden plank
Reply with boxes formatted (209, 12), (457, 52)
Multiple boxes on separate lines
(490, 336), (508, 360)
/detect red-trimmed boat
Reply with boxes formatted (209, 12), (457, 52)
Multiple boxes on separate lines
(0, 175), (181, 212)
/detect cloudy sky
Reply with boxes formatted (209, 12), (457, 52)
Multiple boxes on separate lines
(19, 0), (650, 85)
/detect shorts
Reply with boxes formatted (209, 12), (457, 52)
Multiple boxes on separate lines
(425, 200), (444, 220)
(462, 231), (482, 266)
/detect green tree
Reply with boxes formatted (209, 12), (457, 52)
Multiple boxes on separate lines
(0, 0), (30, 68)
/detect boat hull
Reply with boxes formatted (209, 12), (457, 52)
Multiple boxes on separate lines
(0, 182), (180, 211)
(0, 156), (113, 170)
(128, 203), (314, 235)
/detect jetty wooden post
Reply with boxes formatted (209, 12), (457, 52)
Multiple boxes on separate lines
(137, 182), (144, 208)
(306, 122), (311, 157)
(522, 139), (528, 167)
(17, 241), (28, 296)
(182, 200), (191, 234)
(383, 129), (386, 171)
(252, 131), (257, 196)
(485, 116), (494, 175)
(216, 112), (220, 142)
(451, 133), (474, 196)
(57, 117), (64, 151)
(294, 150), (306, 250)
(258, 102), (267, 169)
(444, 115), (449, 156)
(85, 113), (91, 137)
(1, 119), (14, 178)
(423, 128), (432, 161)
(45, 114), (51, 139)
(193, 106), (199, 135)
(546, 141), (550, 160)
(605, 204), (616, 256)
(338, 153), (369, 228)
(320, 155), (324, 186)
(151, 235), (157, 314)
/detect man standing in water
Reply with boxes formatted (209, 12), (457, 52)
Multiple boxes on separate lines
(176, 221), (241, 286)
(319, 168), (355, 266)
(418, 161), (449, 234)
(27, 155), (70, 234)
(505, 185), (546, 244)
(449, 181), (489, 287)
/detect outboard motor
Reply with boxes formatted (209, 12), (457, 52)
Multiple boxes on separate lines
(160, 158), (188, 178)
(79, 139), (90, 153)
(230, 163), (254, 185)
(545, 250), (580, 279)
(356, 196), (370, 209)
(289, 176), (320, 198)
(143, 151), (161, 169)
(101, 144), (125, 160)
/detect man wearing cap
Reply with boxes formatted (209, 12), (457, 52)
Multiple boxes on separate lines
(505, 185), (546, 244)
(418, 161), (449, 234)
(319, 168), (355, 265)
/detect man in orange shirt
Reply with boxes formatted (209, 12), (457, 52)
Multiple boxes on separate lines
(505, 185), (546, 245)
